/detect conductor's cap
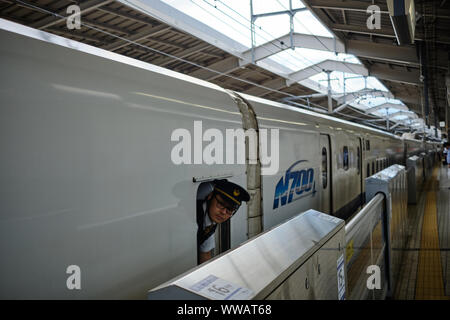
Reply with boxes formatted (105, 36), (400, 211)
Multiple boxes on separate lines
(213, 179), (250, 209)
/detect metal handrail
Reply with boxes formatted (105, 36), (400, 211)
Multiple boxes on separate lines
(345, 193), (385, 235)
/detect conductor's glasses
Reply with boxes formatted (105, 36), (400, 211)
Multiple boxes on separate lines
(214, 194), (237, 216)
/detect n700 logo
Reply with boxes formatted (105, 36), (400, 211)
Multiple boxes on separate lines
(273, 160), (315, 209)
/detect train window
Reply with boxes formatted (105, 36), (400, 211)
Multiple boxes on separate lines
(321, 147), (327, 189)
(372, 162), (375, 175)
(357, 147), (360, 175)
(366, 140), (370, 151)
(343, 146), (349, 171)
(367, 163), (370, 177)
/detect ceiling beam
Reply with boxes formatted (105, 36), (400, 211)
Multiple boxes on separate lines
(366, 103), (409, 113)
(241, 32), (425, 68)
(102, 24), (170, 51)
(346, 39), (419, 66)
(150, 43), (212, 67)
(386, 111), (419, 119)
(188, 56), (241, 80)
(96, 6), (155, 26)
(240, 78), (287, 97)
(286, 59), (420, 86)
(287, 60), (368, 86)
(308, 0), (389, 13)
(332, 23), (450, 45)
(370, 64), (420, 85)
(240, 32), (344, 63)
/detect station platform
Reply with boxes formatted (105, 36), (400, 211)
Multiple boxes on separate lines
(394, 165), (450, 300)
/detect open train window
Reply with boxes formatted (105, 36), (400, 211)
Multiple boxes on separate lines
(343, 146), (349, 171)
(321, 147), (327, 189)
(196, 181), (230, 263)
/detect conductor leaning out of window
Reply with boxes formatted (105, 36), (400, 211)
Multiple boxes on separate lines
(196, 179), (250, 264)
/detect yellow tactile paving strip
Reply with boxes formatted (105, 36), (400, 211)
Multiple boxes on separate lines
(415, 167), (449, 300)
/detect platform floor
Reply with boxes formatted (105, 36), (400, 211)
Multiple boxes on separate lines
(394, 165), (450, 300)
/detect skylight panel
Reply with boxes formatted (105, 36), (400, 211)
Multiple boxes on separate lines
(293, 10), (334, 37)
(162, 0), (253, 47)
(252, 0), (305, 14)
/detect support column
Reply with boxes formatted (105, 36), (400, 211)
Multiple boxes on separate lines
(326, 71), (333, 113)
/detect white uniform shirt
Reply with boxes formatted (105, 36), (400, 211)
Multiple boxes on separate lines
(199, 202), (216, 253)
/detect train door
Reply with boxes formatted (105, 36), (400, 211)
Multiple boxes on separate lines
(320, 134), (332, 213)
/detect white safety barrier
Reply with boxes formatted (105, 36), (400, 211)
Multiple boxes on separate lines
(148, 210), (347, 300)
(365, 164), (408, 298)
(345, 193), (387, 300)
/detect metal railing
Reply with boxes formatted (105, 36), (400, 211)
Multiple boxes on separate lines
(345, 193), (387, 300)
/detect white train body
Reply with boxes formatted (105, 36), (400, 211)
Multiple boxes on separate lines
(0, 19), (438, 299)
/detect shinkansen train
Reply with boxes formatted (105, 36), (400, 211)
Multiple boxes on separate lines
(0, 19), (441, 299)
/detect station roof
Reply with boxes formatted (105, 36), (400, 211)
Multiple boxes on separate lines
(1, 0), (448, 136)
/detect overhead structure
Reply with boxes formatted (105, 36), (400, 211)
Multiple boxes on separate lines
(0, 0), (447, 138)
(387, 0), (416, 45)
(301, 0), (450, 139)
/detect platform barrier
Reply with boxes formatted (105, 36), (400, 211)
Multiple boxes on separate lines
(421, 152), (433, 179)
(148, 210), (346, 300)
(365, 164), (407, 298)
(406, 155), (423, 204)
(344, 193), (387, 300)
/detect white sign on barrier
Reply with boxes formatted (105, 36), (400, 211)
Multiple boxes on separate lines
(337, 255), (346, 300)
(188, 275), (253, 300)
